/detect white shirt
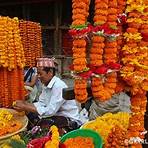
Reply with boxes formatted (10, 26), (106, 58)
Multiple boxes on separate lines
(34, 76), (81, 123)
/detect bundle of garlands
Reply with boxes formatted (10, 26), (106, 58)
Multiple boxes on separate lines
(120, 0), (148, 147)
(19, 20), (43, 67)
(0, 16), (25, 107)
(90, 0), (121, 102)
(70, 0), (122, 103)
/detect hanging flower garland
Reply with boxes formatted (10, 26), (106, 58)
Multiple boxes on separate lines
(90, 0), (120, 102)
(0, 16), (25, 70)
(71, 0), (90, 103)
(120, 0), (148, 147)
(120, 0), (148, 93)
(19, 20), (43, 67)
(127, 93), (147, 147)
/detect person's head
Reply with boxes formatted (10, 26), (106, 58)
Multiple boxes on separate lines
(36, 58), (56, 86)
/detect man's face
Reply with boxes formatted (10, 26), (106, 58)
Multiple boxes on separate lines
(37, 67), (53, 85)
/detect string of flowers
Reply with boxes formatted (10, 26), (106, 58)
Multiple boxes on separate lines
(0, 16), (25, 70)
(71, 0), (90, 103)
(127, 93), (147, 147)
(120, 0), (148, 147)
(0, 16), (25, 107)
(19, 20), (42, 67)
(90, 0), (120, 102)
(121, 0), (148, 94)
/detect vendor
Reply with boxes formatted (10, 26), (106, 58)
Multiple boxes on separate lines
(13, 58), (81, 131)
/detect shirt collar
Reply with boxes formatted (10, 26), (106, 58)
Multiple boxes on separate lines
(46, 76), (57, 89)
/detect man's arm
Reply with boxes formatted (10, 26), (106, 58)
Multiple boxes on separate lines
(13, 100), (38, 113)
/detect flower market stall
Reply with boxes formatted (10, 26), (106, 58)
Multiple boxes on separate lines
(0, 0), (148, 147)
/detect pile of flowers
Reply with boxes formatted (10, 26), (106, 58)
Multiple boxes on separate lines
(63, 136), (94, 148)
(0, 109), (22, 136)
(82, 112), (130, 143)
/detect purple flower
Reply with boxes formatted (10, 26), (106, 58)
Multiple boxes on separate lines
(31, 126), (41, 135)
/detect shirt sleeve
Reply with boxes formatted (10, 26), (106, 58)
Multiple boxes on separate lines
(33, 86), (65, 116)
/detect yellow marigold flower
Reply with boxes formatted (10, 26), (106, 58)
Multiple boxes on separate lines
(126, 4), (147, 13)
(123, 32), (142, 41)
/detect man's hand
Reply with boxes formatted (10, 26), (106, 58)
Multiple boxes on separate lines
(13, 100), (38, 113)
(13, 100), (27, 112)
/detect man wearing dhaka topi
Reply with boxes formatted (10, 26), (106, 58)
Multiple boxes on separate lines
(13, 58), (81, 131)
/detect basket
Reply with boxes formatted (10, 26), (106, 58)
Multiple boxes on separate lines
(60, 129), (103, 148)
(0, 108), (28, 145)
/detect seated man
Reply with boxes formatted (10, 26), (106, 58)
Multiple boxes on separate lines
(13, 58), (82, 131)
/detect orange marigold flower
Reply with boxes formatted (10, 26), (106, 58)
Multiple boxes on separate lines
(72, 20), (85, 26)
(72, 14), (86, 21)
(90, 48), (104, 54)
(95, 9), (108, 16)
(127, 28), (138, 33)
(94, 15), (107, 22)
(107, 15), (117, 21)
(93, 36), (105, 42)
(95, 2), (108, 9)
(108, 8), (117, 14)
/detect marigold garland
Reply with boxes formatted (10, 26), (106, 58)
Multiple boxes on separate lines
(120, 0), (148, 147)
(0, 16), (25, 70)
(19, 20), (42, 67)
(71, 0), (90, 103)
(90, 0), (119, 102)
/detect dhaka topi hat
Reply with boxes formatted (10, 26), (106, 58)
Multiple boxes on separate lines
(37, 58), (55, 68)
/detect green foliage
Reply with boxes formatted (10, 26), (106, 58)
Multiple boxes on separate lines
(9, 139), (26, 148)
(20, 127), (49, 145)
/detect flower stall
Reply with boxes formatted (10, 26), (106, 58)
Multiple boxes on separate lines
(0, 0), (148, 147)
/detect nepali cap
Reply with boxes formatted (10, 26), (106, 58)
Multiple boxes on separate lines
(37, 58), (55, 68)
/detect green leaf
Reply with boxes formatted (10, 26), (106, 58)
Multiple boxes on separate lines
(70, 24), (87, 30)
(109, 25), (118, 30)
(94, 22), (105, 26)
(9, 139), (26, 148)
